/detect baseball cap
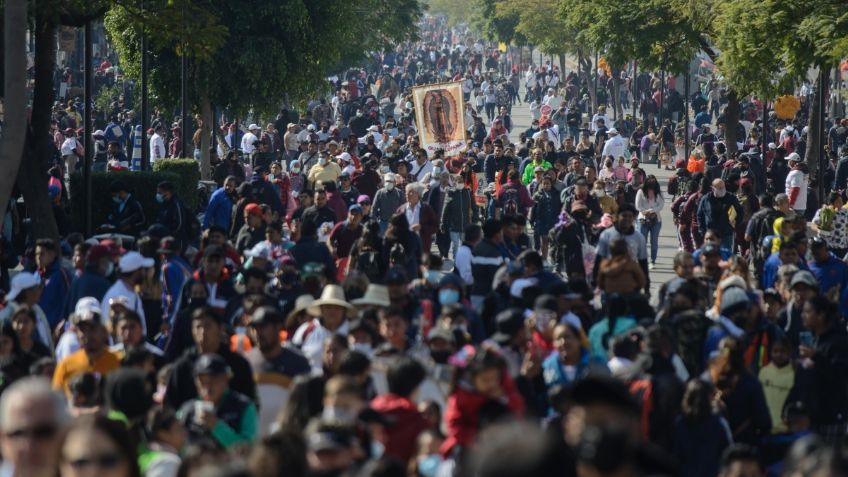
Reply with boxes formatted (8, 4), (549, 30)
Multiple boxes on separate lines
(491, 309), (525, 344)
(244, 203), (263, 217)
(118, 251), (154, 273)
(348, 204), (363, 215)
(86, 244), (118, 263)
(357, 194), (371, 205)
(336, 152), (352, 163)
(249, 306), (283, 326)
(248, 123), (260, 131)
(193, 353), (231, 376)
(6, 272), (41, 301)
(790, 270), (818, 289)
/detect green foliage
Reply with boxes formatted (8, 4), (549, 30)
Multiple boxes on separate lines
(152, 159), (201, 201)
(426, 0), (477, 27)
(94, 83), (122, 116)
(104, 0), (423, 117)
(68, 170), (181, 233)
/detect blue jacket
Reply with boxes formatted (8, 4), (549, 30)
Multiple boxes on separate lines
(39, 260), (71, 327)
(762, 252), (809, 290)
(808, 254), (848, 318)
(161, 256), (192, 322)
(203, 188), (234, 231)
(64, 269), (111, 318)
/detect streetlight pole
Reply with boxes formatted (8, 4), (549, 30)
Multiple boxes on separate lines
(180, 0), (189, 158)
(684, 69), (690, 162)
(140, 0), (149, 170)
(83, 21), (93, 236)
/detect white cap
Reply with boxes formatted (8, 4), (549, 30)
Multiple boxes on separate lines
(768, 142), (776, 150)
(245, 242), (272, 260)
(307, 124), (316, 131)
(75, 296), (101, 317)
(119, 251), (154, 272)
(607, 128), (618, 135)
(368, 125), (380, 132)
(384, 173), (396, 183)
(510, 277), (537, 299)
(336, 152), (352, 163)
(93, 129), (105, 137)
(6, 272), (41, 301)
(787, 152), (801, 163)
(248, 123), (260, 131)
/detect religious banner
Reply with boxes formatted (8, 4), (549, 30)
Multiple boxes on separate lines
(412, 81), (466, 157)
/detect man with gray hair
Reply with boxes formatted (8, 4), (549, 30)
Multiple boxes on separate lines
(0, 377), (67, 477)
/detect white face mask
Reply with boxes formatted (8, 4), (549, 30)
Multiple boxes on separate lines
(433, 167), (442, 175)
(713, 188), (726, 198)
(291, 167), (300, 174)
(455, 182), (465, 190)
(318, 157), (328, 166)
(594, 189), (606, 197)
(386, 182), (395, 190)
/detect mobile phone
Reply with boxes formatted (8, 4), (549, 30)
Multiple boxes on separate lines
(799, 331), (814, 347)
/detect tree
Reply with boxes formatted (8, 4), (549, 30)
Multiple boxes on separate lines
(0, 0), (28, 219)
(427, 0), (478, 27)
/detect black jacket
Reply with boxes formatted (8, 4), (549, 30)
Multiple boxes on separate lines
(156, 195), (189, 243)
(300, 205), (338, 231)
(470, 238), (505, 296)
(164, 345), (257, 410)
(440, 188), (474, 233)
(793, 325), (848, 427)
(107, 194), (146, 235)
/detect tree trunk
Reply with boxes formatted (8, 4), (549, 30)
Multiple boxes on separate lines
(723, 90), (741, 155)
(0, 0), (28, 214)
(19, 5), (59, 240)
(805, 68), (829, 179)
(558, 53), (565, 76)
(199, 88), (213, 181)
(578, 52), (596, 112)
(611, 67), (622, 121)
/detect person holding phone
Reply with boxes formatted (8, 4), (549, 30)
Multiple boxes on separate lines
(797, 295), (848, 437)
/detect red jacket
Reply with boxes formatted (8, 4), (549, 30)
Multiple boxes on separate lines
(370, 394), (429, 462)
(440, 371), (524, 457)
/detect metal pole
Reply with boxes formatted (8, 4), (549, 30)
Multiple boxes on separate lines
(140, 0), (150, 170)
(180, 0), (188, 159)
(684, 69), (690, 162)
(659, 69), (665, 129)
(83, 21), (93, 236)
(632, 60), (637, 120)
(819, 69), (827, 201)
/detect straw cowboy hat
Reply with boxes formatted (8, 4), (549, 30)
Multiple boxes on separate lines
(351, 284), (391, 308)
(286, 294), (316, 324)
(307, 285), (357, 317)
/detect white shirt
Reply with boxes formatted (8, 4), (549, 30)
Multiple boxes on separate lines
(601, 134), (627, 159)
(241, 131), (258, 155)
(405, 201), (421, 228)
(543, 95), (562, 111)
(292, 318), (350, 371)
(591, 113), (611, 132)
(785, 169), (808, 210)
(410, 160), (433, 180)
(150, 133), (165, 162)
(455, 243), (474, 285)
(634, 189), (665, 222)
(61, 137), (79, 156)
(101, 279), (147, 335)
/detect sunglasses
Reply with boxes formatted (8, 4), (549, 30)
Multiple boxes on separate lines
(5, 423), (57, 440)
(65, 452), (124, 470)
(359, 201), (371, 206)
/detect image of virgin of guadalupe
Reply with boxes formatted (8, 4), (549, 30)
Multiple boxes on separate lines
(424, 89), (458, 144)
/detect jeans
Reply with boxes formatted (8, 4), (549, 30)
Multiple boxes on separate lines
(639, 220), (661, 263)
(719, 232), (734, 252)
(449, 231), (463, 259)
(485, 103), (496, 121)
(193, 148), (201, 161)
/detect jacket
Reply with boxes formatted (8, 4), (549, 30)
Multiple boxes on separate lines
(161, 256), (192, 323)
(470, 238), (505, 297)
(289, 237), (335, 280)
(203, 188), (234, 231)
(165, 345), (257, 410)
(38, 260), (71, 328)
(440, 188), (474, 233)
(396, 202), (438, 253)
(372, 187), (405, 222)
(441, 372), (524, 457)
(794, 324), (848, 427)
(697, 192), (743, 236)
(370, 393), (429, 462)
(235, 223), (266, 253)
(156, 196), (189, 244)
(107, 194), (146, 236)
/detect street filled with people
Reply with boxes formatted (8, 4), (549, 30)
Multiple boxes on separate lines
(3, 14), (848, 477)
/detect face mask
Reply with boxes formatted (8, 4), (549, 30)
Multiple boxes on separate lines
(356, 112), (363, 117)
(405, 102), (413, 109)
(418, 455), (442, 477)
(104, 262), (114, 277)
(291, 167), (300, 174)
(431, 350), (452, 364)
(532, 125), (539, 130)
(594, 189), (606, 197)
(112, 196), (122, 204)
(370, 440), (385, 459)
(382, 166), (391, 174)
(714, 188), (726, 198)
(155, 193), (164, 203)
(433, 167), (442, 175)
(456, 181), (466, 190)
(322, 406), (358, 424)
(426, 270), (442, 286)
(350, 343), (373, 356)
(318, 157), (328, 166)
(385, 182), (395, 191)
(430, 180), (439, 188)
(438, 288), (460, 306)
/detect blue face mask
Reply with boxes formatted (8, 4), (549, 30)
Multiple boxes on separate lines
(104, 262), (114, 277)
(112, 196), (122, 204)
(426, 270), (442, 286)
(418, 455), (441, 477)
(438, 288), (460, 306)
(155, 193), (164, 203)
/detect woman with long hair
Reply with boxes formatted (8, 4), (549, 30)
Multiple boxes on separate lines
(672, 380), (732, 477)
(635, 174), (665, 269)
(382, 212), (423, 279)
(56, 414), (141, 477)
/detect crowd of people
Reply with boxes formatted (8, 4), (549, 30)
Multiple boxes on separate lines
(4, 15), (848, 477)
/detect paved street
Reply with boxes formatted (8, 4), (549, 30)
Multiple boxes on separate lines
(505, 91), (679, 303)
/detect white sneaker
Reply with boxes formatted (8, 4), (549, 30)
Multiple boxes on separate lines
(649, 262), (655, 270)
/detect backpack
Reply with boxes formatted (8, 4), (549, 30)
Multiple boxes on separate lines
(782, 134), (797, 154)
(500, 187), (519, 217)
(355, 249), (383, 283)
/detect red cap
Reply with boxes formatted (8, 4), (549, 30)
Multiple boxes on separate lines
(244, 203), (262, 216)
(99, 239), (126, 256)
(86, 245), (116, 263)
